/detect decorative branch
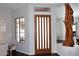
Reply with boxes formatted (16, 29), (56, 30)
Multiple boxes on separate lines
(63, 3), (74, 47)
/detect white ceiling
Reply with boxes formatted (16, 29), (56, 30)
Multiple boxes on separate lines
(0, 3), (79, 11)
(0, 3), (27, 11)
(0, 3), (64, 11)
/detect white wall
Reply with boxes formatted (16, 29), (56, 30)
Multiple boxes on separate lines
(11, 5), (30, 54)
(0, 8), (12, 55)
(0, 8), (12, 46)
(51, 5), (59, 53)
(56, 17), (65, 40)
(28, 4), (57, 55)
(55, 4), (65, 41)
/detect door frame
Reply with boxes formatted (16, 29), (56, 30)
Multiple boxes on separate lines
(34, 15), (51, 54)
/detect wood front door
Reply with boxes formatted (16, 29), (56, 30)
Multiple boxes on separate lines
(34, 15), (51, 54)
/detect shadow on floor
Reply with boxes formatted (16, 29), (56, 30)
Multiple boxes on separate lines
(11, 50), (59, 56)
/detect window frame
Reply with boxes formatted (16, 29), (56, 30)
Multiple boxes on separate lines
(15, 17), (25, 43)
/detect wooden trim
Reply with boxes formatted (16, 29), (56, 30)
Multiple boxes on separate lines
(44, 17), (45, 49)
(41, 17), (42, 49)
(35, 49), (51, 54)
(34, 16), (37, 50)
(46, 17), (48, 49)
(38, 17), (40, 49)
(49, 16), (51, 49)
(34, 7), (50, 12)
(34, 15), (51, 54)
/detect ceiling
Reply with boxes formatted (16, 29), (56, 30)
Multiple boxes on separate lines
(0, 3), (79, 11)
(0, 3), (27, 11)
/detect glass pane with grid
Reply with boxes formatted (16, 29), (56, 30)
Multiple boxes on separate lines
(15, 17), (25, 42)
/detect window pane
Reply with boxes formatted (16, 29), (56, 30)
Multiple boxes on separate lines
(20, 18), (24, 22)
(20, 32), (25, 37)
(16, 18), (19, 24)
(20, 18), (25, 29)
(20, 33), (23, 38)
(22, 33), (25, 37)
(20, 22), (24, 28)
(20, 28), (25, 32)
(16, 28), (19, 32)
(16, 32), (19, 37)
(16, 24), (19, 27)
(15, 17), (25, 43)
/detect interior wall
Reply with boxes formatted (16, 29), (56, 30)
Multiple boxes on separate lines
(11, 5), (30, 54)
(51, 5), (58, 53)
(0, 8), (12, 46)
(55, 4), (65, 41)
(56, 17), (65, 40)
(0, 8), (12, 55)
(28, 4), (58, 55)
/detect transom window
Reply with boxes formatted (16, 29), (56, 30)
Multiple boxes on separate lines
(15, 17), (25, 43)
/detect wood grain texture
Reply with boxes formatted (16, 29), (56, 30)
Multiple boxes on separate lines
(34, 15), (51, 54)
(63, 3), (74, 47)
